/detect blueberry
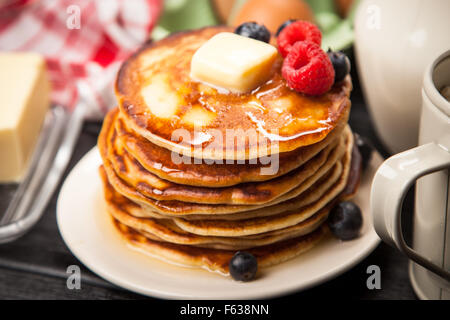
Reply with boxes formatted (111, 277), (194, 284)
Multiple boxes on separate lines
(327, 49), (351, 84)
(328, 201), (363, 240)
(234, 22), (271, 43)
(276, 19), (297, 36)
(229, 251), (258, 281)
(354, 133), (374, 171)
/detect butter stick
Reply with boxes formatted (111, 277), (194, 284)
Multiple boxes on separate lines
(0, 53), (50, 182)
(190, 32), (277, 93)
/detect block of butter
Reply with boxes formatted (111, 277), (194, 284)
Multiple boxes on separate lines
(190, 32), (277, 93)
(0, 53), (50, 182)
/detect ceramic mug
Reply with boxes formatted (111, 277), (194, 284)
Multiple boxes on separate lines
(354, 0), (450, 153)
(371, 50), (450, 299)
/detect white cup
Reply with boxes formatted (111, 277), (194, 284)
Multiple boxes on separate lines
(371, 50), (450, 299)
(354, 0), (450, 153)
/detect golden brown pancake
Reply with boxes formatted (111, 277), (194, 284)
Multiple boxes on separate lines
(101, 108), (347, 205)
(108, 157), (342, 220)
(121, 133), (361, 223)
(100, 138), (360, 273)
(99, 129), (348, 217)
(102, 170), (329, 250)
(98, 22), (360, 278)
(116, 108), (348, 187)
(113, 218), (329, 274)
(115, 26), (352, 160)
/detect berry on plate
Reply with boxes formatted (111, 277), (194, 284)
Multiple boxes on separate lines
(276, 19), (297, 36)
(282, 41), (334, 95)
(277, 20), (321, 57)
(327, 49), (351, 84)
(328, 201), (363, 240)
(229, 251), (258, 281)
(234, 22), (271, 43)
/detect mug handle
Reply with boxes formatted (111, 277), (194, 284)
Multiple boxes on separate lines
(371, 142), (450, 282)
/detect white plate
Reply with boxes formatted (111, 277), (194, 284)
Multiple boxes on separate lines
(57, 147), (383, 299)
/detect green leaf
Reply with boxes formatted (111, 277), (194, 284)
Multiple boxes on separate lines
(315, 11), (341, 33)
(321, 19), (354, 51)
(304, 0), (335, 14)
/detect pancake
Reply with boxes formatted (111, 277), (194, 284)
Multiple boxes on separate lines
(113, 218), (329, 274)
(115, 108), (348, 187)
(340, 140), (362, 200)
(109, 156), (342, 222)
(103, 171), (329, 250)
(99, 23), (359, 278)
(98, 128), (353, 237)
(99, 128), (347, 216)
(115, 26), (352, 160)
(101, 108), (346, 205)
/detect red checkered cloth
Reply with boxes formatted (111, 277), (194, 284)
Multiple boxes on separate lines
(0, 0), (162, 118)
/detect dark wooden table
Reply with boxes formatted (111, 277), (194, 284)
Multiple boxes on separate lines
(0, 63), (418, 300)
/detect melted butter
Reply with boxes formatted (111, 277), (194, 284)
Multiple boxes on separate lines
(255, 81), (283, 99)
(245, 99), (266, 112)
(264, 96), (293, 113)
(245, 111), (330, 142)
(140, 75), (180, 118)
(181, 105), (216, 127)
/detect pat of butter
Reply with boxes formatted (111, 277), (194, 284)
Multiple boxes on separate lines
(190, 32), (277, 93)
(0, 53), (50, 182)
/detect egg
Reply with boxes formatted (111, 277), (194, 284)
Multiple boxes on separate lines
(232, 0), (315, 34)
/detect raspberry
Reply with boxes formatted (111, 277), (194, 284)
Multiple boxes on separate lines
(277, 20), (321, 58)
(282, 41), (335, 96)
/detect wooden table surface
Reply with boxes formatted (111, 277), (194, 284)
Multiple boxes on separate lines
(0, 64), (418, 300)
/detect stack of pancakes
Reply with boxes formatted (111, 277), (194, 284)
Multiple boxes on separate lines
(98, 26), (361, 275)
